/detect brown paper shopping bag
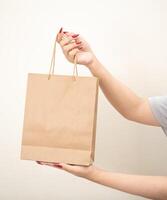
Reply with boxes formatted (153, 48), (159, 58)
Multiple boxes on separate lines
(21, 35), (99, 166)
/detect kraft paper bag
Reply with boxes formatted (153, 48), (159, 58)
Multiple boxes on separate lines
(21, 36), (99, 166)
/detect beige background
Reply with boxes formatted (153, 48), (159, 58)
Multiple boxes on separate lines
(0, 0), (167, 199)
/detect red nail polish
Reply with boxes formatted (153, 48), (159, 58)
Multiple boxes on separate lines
(72, 34), (79, 38)
(76, 41), (82, 45)
(63, 31), (68, 34)
(54, 164), (63, 168)
(59, 27), (63, 33)
(36, 161), (41, 164)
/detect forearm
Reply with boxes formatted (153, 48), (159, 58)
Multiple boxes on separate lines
(86, 57), (160, 126)
(86, 57), (143, 119)
(86, 167), (167, 200)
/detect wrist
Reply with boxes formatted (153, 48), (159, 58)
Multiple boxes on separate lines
(87, 55), (104, 74)
(86, 54), (99, 71)
(86, 55), (106, 80)
(85, 165), (102, 180)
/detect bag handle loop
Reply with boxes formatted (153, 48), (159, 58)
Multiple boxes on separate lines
(48, 36), (78, 81)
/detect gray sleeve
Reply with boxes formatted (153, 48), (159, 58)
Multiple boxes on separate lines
(148, 96), (167, 136)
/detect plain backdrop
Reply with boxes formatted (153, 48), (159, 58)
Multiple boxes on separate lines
(0, 0), (167, 199)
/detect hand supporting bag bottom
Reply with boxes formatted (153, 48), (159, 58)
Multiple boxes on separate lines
(21, 36), (99, 166)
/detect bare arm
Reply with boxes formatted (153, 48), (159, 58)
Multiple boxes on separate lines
(38, 162), (167, 200)
(87, 57), (160, 126)
(87, 167), (167, 200)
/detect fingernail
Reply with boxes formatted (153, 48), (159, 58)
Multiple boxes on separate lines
(63, 31), (68, 34)
(54, 164), (63, 168)
(76, 41), (82, 45)
(36, 161), (41, 164)
(72, 34), (79, 38)
(59, 27), (63, 33)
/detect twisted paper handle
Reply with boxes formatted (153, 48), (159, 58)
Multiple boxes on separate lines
(48, 36), (78, 80)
